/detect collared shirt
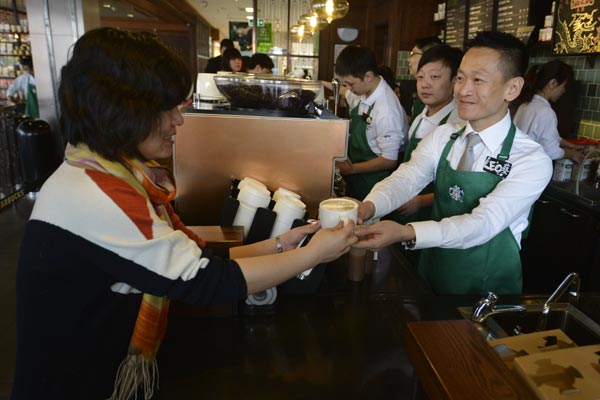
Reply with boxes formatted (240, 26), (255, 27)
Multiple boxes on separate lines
(6, 72), (35, 99)
(513, 94), (564, 160)
(345, 78), (409, 160)
(365, 112), (553, 250)
(409, 98), (464, 140)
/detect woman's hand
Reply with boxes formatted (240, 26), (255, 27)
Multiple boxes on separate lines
(353, 221), (415, 251)
(306, 220), (358, 264)
(279, 221), (321, 251)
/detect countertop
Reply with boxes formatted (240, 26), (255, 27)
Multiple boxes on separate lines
(154, 245), (600, 399)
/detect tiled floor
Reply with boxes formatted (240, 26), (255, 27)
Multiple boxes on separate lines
(0, 195), (34, 400)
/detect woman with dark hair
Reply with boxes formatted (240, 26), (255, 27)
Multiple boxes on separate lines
(514, 59), (583, 162)
(12, 27), (356, 400)
(221, 47), (243, 72)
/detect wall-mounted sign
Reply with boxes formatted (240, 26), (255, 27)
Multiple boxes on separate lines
(553, 0), (600, 55)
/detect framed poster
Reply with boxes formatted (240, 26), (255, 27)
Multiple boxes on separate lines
(553, 0), (600, 55)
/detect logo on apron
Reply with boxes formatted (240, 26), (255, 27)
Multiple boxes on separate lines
(449, 184), (464, 202)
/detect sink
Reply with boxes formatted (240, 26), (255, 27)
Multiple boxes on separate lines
(549, 180), (600, 206)
(457, 303), (600, 345)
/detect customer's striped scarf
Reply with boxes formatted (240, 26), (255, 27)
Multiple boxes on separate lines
(65, 143), (178, 400)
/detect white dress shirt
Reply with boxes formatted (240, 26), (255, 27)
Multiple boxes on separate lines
(6, 72), (35, 99)
(365, 112), (553, 250)
(513, 94), (564, 160)
(345, 78), (409, 160)
(409, 98), (464, 140)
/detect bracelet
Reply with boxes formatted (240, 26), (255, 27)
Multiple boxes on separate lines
(275, 235), (283, 253)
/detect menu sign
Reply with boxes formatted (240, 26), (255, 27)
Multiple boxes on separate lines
(445, 0), (466, 49)
(553, 0), (600, 54)
(467, 0), (494, 38)
(496, 0), (530, 34)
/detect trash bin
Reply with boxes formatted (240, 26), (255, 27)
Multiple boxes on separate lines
(17, 119), (60, 191)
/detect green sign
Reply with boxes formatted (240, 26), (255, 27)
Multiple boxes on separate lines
(256, 23), (273, 53)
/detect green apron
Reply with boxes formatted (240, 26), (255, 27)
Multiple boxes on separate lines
(345, 102), (391, 200)
(24, 80), (39, 119)
(418, 124), (522, 295)
(390, 111), (452, 225)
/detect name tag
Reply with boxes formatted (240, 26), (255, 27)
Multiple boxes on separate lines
(484, 156), (512, 178)
(361, 112), (372, 125)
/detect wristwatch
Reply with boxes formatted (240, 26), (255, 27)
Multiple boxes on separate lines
(403, 238), (416, 249)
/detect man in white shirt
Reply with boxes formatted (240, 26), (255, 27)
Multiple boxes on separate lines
(334, 45), (409, 201)
(395, 44), (465, 224)
(7, 56), (35, 101)
(354, 31), (553, 295)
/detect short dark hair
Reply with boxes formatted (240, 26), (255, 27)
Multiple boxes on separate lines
(19, 56), (33, 69)
(418, 44), (463, 78)
(519, 60), (573, 103)
(59, 28), (192, 161)
(414, 36), (442, 52)
(248, 53), (274, 70)
(334, 45), (378, 78)
(221, 48), (243, 71)
(464, 30), (528, 79)
(220, 39), (234, 50)
(378, 65), (397, 89)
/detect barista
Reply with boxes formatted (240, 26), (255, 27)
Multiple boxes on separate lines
(333, 45), (409, 201)
(407, 37), (442, 121)
(353, 31), (553, 295)
(394, 44), (464, 225)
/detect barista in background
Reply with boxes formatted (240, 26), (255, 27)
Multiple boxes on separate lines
(393, 44), (464, 226)
(7, 56), (38, 118)
(513, 60), (584, 163)
(407, 37), (442, 121)
(204, 38), (234, 73)
(334, 45), (409, 201)
(221, 48), (244, 73)
(247, 53), (274, 74)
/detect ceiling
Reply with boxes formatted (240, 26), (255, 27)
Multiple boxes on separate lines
(188, 0), (255, 37)
(99, 0), (256, 38)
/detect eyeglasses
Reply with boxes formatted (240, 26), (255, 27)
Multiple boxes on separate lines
(409, 50), (423, 57)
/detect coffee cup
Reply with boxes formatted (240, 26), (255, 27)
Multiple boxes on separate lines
(318, 198), (358, 229)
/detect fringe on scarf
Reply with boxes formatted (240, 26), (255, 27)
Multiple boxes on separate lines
(108, 354), (159, 400)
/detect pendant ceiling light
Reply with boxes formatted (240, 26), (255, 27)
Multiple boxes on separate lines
(299, 13), (328, 34)
(310, 0), (349, 23)
(290, 24), (313, 41)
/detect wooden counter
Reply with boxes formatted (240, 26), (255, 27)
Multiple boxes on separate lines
(404, 320), (538, 400)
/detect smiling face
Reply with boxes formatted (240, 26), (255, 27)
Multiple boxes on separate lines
(454, 47), (523, 132)
(137, 107), (183, 160)
(417, 60), (455, 115)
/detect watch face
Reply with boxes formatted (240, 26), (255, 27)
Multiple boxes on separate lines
(337, 27), (359, 42)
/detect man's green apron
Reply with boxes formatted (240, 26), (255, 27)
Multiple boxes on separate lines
(418, 124), (522, 295)
(345, 102), (391, 200)
(391, 111), (453, 225)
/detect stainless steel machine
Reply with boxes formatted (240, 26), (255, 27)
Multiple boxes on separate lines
(174, 108), (349, 226)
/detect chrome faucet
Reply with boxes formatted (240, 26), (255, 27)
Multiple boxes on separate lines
(471, 292), (526, 323)
(541, 272), (580, 316)
(331, 78), (340, 116)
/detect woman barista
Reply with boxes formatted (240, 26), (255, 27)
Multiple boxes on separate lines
(12, 28), (357, 400)
(514, 60), (584, 163)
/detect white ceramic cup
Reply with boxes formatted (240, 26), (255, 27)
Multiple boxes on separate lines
(318, 198), (358, 229)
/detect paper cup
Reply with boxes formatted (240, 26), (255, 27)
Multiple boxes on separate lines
(318, 198), (358, 228)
